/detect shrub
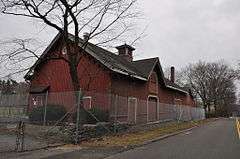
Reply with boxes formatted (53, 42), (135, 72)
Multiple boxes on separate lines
(72, 108), (89, 124)
(73, 107), (109, 124)
(87, 107), (109, 124)
(29, 104), (67, 123)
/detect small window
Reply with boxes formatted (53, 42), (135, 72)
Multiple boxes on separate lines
(62, 46), (67, 55)
(174, 98), (182, 105)
(33, 96), (43, 106)
(83, 96), (92, 110)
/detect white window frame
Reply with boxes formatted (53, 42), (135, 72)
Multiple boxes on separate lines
(62, 46), (67, 55)
(174, 98), (184, 121)
(174, 98), (182, 105)
(128, 97), (137, 124)
(147, 95), (159, 123)
(83, 96), (92, 109)
(33, 96), (43, 106)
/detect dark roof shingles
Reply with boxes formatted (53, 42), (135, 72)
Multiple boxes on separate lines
(132, 58), (158, 78)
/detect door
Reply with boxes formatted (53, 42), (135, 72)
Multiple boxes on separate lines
(128, 98), (137, 124)
(148, 97), (158, 122)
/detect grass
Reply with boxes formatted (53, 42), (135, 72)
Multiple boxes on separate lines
(81, 119), (215, 147)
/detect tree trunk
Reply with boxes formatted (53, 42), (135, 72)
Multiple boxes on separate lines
(204, 105), (207, 112)
(68, 63), (80, 92)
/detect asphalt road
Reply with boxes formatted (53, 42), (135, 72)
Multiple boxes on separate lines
(106, 118), (240, 159)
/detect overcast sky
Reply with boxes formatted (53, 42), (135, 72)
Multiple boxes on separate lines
(0, 0), (240, 80)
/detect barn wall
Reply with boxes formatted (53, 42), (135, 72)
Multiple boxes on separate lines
(110, 70), (195, 106)
(29, 48), (112, 111)
(109, 70), (196, 123)
(28, 40), (196, 123)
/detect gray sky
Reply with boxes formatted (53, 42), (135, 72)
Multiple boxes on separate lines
(0, 0), (240, 80)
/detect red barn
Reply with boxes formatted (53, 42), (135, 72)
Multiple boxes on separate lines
(25, 33), (196, 124)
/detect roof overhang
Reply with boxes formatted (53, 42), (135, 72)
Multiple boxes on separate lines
(30, 85), (50, 94)
(166, 85), (189, 94)
(112, 68), (148, 81)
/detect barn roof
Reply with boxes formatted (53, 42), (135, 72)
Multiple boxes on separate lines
(132, 57), (159, 78)
(25, 33), (189, 94)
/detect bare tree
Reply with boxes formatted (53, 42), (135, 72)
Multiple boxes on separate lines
(237, 62), (240, 80)
(0, 0), (141, 92)
(182, 61), (238, 116)
(0, 38), (42, 78)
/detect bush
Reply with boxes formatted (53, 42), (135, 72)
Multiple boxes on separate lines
(72, 108), (89, 124)
(87, 107), (109, 124)
(73, 107), (109, 124)
(29, 104), (67, 123)
(109, 122), (129, 133)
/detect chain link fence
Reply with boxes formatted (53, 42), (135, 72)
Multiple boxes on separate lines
(0, 90), (205, 152)
(109, 94), (205, 124)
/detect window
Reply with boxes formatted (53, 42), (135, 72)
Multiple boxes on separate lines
(62, 46), (67, 55)
(83, 96), (92, 110)
(174, 98), (182, 105)
(33, 96), (43, 106)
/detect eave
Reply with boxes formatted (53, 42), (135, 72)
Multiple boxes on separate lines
(166, 85), (189, 94)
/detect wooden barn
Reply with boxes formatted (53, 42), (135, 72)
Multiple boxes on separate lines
(25, 33), (196, 124)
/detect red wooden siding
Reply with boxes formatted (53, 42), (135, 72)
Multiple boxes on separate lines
(28, 40), (196, 123)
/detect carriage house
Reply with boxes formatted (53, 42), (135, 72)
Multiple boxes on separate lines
(24, 33), (196, 124)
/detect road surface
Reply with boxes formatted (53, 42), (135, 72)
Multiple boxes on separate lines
(106, 118), (240, 159)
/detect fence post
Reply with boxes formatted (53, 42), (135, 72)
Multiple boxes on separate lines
(178, 105), (183, 122)
(43, 91), (49, 126)
(7, 95), (10, 117)
(75, 89), (82, 144)
(114, 94), (118, 133)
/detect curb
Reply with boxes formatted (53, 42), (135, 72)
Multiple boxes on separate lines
(21, 143), (66, 153)
(140, 118), (219, 146)
(104, 119), (220, 158)
(130, 125), (199, 150)
(103, 125), (199, 159)
(142, 126), (198, 145)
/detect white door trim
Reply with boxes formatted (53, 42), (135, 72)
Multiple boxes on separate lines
(147, 95), (159, 123)
(128, 97), (137, 124)
(83, 96), (92, 109)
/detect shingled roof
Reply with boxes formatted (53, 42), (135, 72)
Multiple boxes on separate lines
(25, 33), (189, 94)
(132, 58), (159, 78)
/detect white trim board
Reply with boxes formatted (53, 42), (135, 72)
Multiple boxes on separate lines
(128, 97), (137, 124)
(147, 95), (159, 123)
